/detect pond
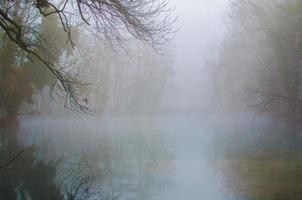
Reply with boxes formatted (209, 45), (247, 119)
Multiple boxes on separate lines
(19, 112), (299, 200)
(19, 114), (225, 200)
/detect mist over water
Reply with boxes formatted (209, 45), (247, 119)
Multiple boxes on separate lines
(19, 114), (228, 199)
(2, 0), (302, 199)
(3, 1), (240, 199)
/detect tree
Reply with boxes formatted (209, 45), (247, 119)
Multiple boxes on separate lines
(214, 1), (302, 198)
(0, 0), (175, 111)
(64, 38), (173, 114)
(214, 0), (302, 147)
(0, 7), (75, 198)
(0, 0), (174, 198)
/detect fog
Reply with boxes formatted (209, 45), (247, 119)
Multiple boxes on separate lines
(167, 0), (228, 112)
(1, 0), (302, 199)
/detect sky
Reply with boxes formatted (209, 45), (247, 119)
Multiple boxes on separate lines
(163, 0), (229, 113)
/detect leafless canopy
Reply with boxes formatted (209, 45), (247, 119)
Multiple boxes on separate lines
(0, 0), (175, 112)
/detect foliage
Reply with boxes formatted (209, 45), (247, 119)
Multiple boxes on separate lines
(0, 0), (175, 111)
(214, 1), (302, 199)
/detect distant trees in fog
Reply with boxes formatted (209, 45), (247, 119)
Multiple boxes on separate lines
(0, 0), (174, 199)
(214, 1), (302, 199)
(215, 0), (302, 127)
(68, 39), (173, 114)
(28, 39), (173, 114)
(0, 0), (175, 111)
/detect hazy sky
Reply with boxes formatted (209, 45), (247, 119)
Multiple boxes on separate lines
(165, 0), (229, 112)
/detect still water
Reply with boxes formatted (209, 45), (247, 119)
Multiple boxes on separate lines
(19, 114), (226, 199)
(20, 113), (294, 200)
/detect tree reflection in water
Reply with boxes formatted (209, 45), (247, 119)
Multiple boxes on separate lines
(214, 127), (302, 200)
(19, 116), (174, 200)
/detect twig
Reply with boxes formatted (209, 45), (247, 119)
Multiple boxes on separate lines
(0, 149), (25, 170)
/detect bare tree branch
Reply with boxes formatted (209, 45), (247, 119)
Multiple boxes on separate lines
(0, 0), (175, 112)
(251, 90), (302, 103)
(0, 149), (25, 170)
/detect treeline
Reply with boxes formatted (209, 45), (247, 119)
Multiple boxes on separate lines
(215, 0), (302, 147)
(0, 0), (173, 199)
(0, 9), (73, 200)
(214, 1), (302, 199)
(27, 39), (173, 115)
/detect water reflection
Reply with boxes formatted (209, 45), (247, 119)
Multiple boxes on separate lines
(213, 114), (302, 200)
(17, 115), (225, 200)
(17, 113), (302, 200)
(19, 116), (173, 200)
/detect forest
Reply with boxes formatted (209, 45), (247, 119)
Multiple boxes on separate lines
(214, 0), (302, 199)
(1, 0), (302, 200)
(0, 0), (174, 199)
